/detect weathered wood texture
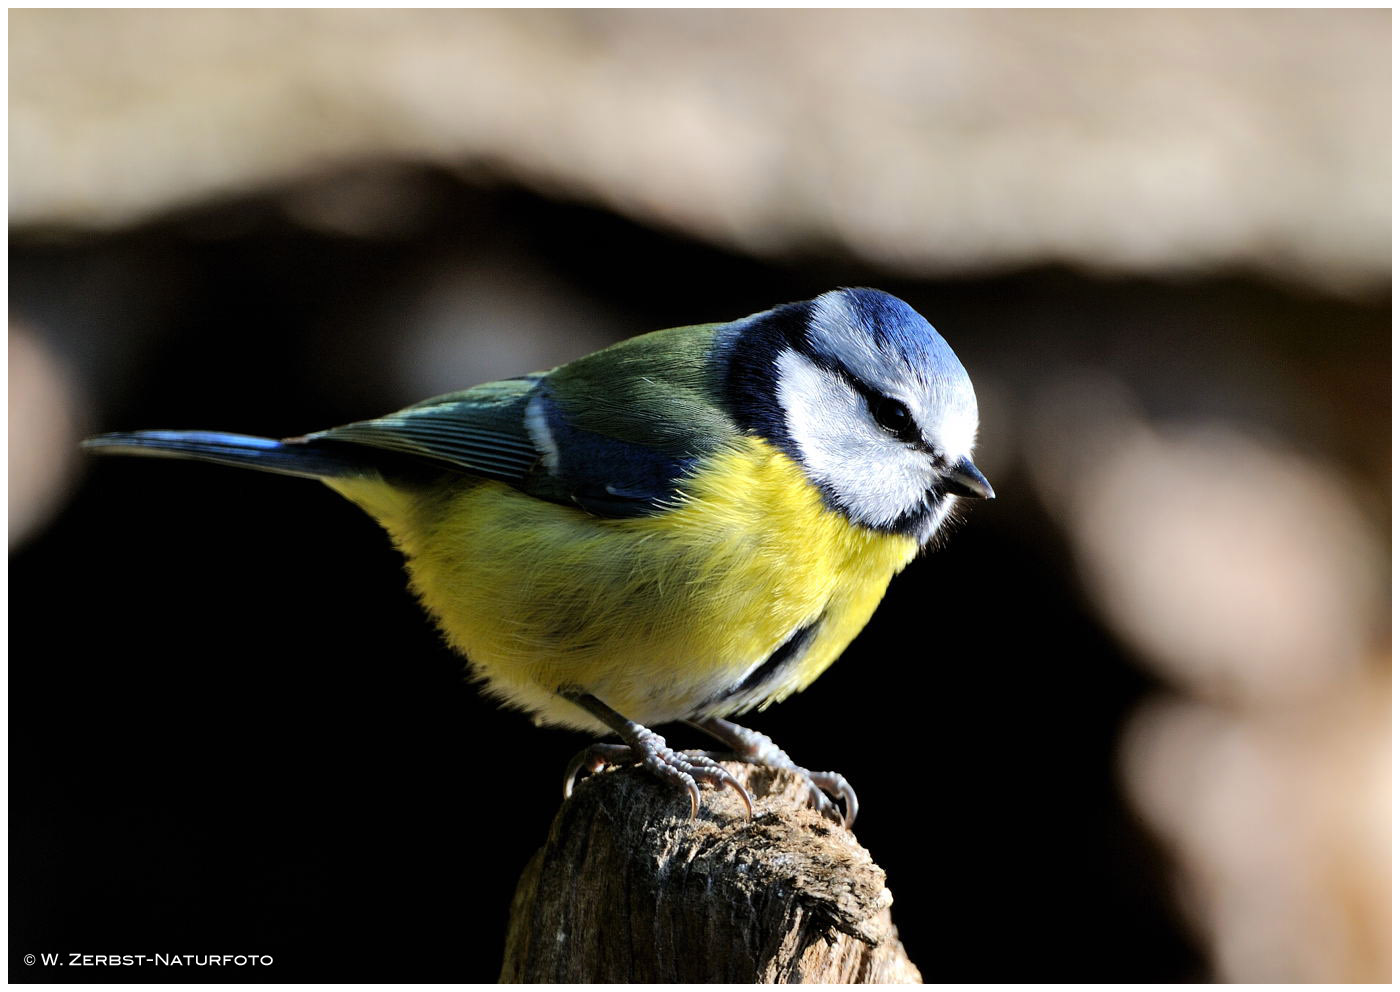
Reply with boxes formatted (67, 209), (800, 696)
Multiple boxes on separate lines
(500, 762), (921, 983)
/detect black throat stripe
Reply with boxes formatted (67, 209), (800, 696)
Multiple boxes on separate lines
(708, 614), (824, 710)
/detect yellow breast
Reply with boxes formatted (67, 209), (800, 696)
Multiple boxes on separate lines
(330, 436), (919, 733)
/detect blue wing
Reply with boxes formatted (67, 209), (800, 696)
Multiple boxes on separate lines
(312, 360), (724, 518)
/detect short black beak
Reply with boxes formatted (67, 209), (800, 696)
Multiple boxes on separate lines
(943, 456), (995, 499)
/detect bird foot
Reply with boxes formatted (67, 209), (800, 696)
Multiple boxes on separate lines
(564, 729), (755, 821)
(732, 754), (855, 827)
(687, 717), (858, 827)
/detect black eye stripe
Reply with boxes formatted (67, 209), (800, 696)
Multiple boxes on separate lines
(790, 346), (926, 446)
(855, 385), (921, 445)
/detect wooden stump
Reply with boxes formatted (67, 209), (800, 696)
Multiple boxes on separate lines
(500, 761), (922, 983)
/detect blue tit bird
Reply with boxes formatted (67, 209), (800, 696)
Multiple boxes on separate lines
(83, 287), (993, 826)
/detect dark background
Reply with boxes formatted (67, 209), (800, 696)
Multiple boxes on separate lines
(10, 9), (1389, 984)
(15, 170), (1386, 982)
(10, 177), (1173, 980)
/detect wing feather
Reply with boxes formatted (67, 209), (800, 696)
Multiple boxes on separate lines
(309, 377), (541, 484)
(307, 322), (744, 517)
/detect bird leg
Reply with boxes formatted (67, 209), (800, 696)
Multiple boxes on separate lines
(562, 693), (754, 820)
(686, 716), (858, 827)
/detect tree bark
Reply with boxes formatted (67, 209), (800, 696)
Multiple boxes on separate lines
(500, 761), (922, 983)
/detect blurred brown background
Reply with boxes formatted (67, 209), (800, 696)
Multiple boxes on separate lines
(10, 9), (1389, 982)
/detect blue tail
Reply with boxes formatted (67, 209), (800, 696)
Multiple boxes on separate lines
(81, 430), (367, 480)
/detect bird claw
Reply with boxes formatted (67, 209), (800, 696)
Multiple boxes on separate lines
(564, 731), (755, 821)
(685, 717), (858, 828)
(563, 743), (632, 799)
(802, 769), (859, 827)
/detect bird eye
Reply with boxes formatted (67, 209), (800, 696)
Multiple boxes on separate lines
(868, 395), (919, 443)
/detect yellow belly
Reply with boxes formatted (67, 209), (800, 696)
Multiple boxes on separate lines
(329, 437), (918, 733)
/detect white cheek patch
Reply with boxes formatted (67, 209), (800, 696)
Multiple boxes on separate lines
(932, 402), (980, 467)
(774, 349), (931, 530)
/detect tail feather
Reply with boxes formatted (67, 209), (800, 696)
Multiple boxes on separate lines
(81, 430), (368, 480)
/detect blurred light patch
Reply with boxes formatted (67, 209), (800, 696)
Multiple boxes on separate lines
(1029, 371), (1388, 982)
(392, 260), (620, 400)
(279, 164), (444, 240)
(9, 321), (89, 549)
(9, 9), (1389, 294)
(1076, 427), (1376, 703)
(1030, 376), (1380, 704)
(1124, 682), (1389, 982)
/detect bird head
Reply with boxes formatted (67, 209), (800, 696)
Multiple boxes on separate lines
(725, 288), (993, 545)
